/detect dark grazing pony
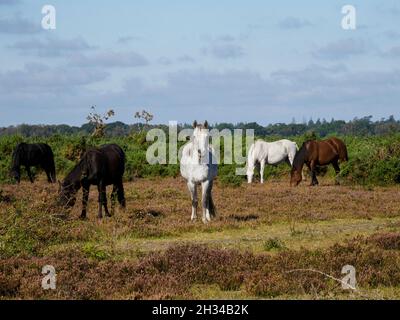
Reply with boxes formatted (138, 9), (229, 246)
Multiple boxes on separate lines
(58, 144), (126, 219)
(11, 143), (56, 184)
(290, 137), (348, 186)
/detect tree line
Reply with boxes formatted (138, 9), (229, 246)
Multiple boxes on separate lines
(1, 115), (399, 138)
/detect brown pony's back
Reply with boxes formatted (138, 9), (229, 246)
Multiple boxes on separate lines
(326, 137), (348, 162)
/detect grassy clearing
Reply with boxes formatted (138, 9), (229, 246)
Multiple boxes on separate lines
(1, 176), (400, 299)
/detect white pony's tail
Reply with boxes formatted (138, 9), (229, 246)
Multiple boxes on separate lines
(287, 142), (298, 167)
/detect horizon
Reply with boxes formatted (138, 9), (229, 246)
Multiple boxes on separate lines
(1, 1), (400, 126)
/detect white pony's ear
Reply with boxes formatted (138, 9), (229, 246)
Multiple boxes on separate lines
(193, 120), (198, 128)
(204, 121), (208, 129)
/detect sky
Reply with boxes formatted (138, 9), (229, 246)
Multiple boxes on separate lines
(0, 0), (399, 126)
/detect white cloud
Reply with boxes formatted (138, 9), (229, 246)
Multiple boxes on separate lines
(202, 44), (245, 59)
(278, 17), (312, 29)
(0, 63), (109, 93)
(9, 36), (95, 57)
(69, 51), (149, 68)
(177, 55), (195, 63)
(313, 38), (369, 60)
(382, 46), (400, 58)
(0, 0), (20, 6)
(1, 65), (400, 125)
(0, 14), (41, 34)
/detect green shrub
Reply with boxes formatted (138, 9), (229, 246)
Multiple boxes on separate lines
(218, 165), (244, 187)
(340, 135), (400, 185)
(263, 238), (286, 251)
(82, 243), (110, 261)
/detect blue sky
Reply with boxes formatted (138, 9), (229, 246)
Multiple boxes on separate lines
(0, 0), (399, 126)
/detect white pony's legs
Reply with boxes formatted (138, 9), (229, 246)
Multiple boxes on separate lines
(246, 144), (255, 184)
(187, 180), (213, 224)
(260, 160), (266, 184)
(187, 181), (197, 221)
(201, 181), (211, 223)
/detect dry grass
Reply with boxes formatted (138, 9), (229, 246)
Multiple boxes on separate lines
(1, 176), (400, 299)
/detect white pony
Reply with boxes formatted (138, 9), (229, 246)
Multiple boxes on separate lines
(246, 139), (298, 184)
(180, 121), (218, 223)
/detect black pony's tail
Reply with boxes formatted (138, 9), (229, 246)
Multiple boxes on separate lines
(46, 146), (57, 182)
(208, 190), (216, 217)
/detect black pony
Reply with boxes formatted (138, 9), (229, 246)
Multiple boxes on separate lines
(58, 144), (126, 219)
(11, 143), (56, 183)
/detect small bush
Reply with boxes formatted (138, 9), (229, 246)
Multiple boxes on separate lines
(218, 165), (243, 187)
(82, 243), (111, 261)
(263, 238), (286, 251)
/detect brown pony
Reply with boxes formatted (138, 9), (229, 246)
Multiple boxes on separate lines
(290, 137), (348, 186)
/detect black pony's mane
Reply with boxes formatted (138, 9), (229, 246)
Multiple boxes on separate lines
(64, 147), (102, 184)
(64, 158), (85, 185)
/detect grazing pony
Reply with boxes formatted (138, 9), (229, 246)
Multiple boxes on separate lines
(11, 143), (56, 184)
(58, 144), (126, 219)
(246, 139), (298, 184)
(290, 137), (348, 186)
(180, 121), (218, 223)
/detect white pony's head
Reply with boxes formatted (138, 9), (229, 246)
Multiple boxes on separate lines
(192, 120), (209, 160)
(246, 165), (254, 184)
